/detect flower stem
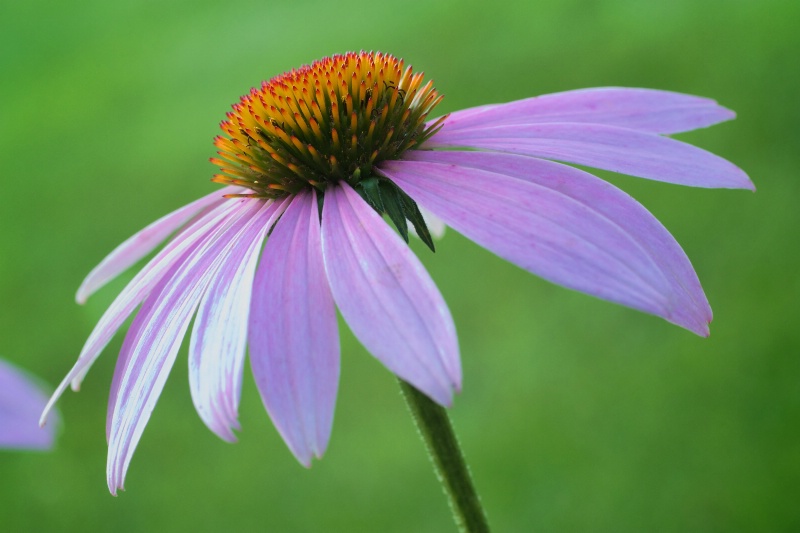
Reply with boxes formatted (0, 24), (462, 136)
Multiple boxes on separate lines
(398, 379), (491, 533)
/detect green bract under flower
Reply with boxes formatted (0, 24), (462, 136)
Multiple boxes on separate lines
(212, 51), (446, 200)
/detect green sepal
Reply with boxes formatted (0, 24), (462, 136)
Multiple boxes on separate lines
(316, 188), (325, 222)
(378, 180), (410, 244)
(397, 187), (436, 253)
(359, 177), (385, 212)
(354, 177), (436, 254)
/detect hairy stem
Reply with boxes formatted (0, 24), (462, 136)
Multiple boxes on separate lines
(399, 379), (490, 533)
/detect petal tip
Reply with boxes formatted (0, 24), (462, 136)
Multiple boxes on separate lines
(285, 438), (317, 469)
(108, 480), (123, 496)
(39, 395), (60, 427)
(730, 167), (755, 191)
(717, 106), (736, 123)
(692, 320), (711, 338)
(432, 385), (456, 408)
(681, 315), (711, 337)
(718, 158), (754, 191)
(218, 432), (238, 444)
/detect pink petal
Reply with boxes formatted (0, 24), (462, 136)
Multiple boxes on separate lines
(249, 191), (339, 466)
(428, 122), (754, 190)
(440, 87), (735, 134)
(106, 199), (265, 494)
(189, 200), (285, 442)
(0, 359), (56, 450)
(76, 186), (239, 304)
(381, 150), (712, 335)
(40, 199), (243, 427)
(320, 183), (460, 406)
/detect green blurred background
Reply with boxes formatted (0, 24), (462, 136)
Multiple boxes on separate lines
(1, 0), (797, 530)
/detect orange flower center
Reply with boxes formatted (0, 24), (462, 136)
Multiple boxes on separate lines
(211, 51), (445, 198)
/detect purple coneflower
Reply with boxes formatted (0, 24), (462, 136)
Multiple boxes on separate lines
(41, 52), (752, 494)
(1, 359), (55, 450)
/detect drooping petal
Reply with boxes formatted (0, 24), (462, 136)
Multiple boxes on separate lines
(249, 191), (339, 465)
(77, 186), (239, 304)
(106, 199), (264, 494)
(428, 122), (754, 190)
(382, 150), (713, 335)
(321, 183), (460, 406)
(188, 200), (285, 443)
(440, 88), (735, 135)
(40, 199), (244, 427)
(0, 359), (56, 450)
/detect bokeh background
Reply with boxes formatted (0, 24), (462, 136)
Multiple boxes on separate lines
(1, 0), (797, 531)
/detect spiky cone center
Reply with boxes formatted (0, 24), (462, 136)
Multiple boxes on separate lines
(212, 52), (446, 199)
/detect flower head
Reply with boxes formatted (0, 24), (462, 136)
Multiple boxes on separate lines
(1, 358), (56, 450)
(212, 51), (444, 198)
(42, 52), (752, 494)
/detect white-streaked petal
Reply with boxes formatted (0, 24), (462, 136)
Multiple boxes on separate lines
(321, 183), (460, 406)
(77, 186), (239, 304)
(428, 122), (754, 190)
(439, 87), (736, 134)
(189, 200), (285, 442)
(107, 199), (259, 440)
(106, 198), (265, 494)
(250, 191), (339, 466)
(382, 150), (712, 335)
(40, 199), (243, 427)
